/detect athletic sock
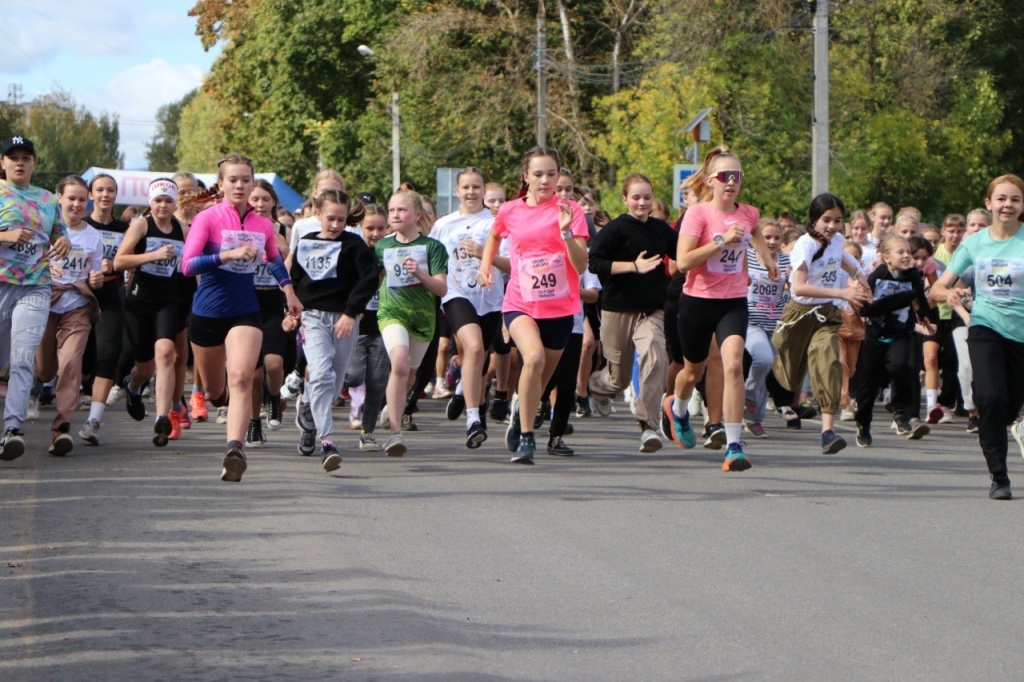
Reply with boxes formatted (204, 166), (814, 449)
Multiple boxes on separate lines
(466, 407), (480, 429)
(435, 376), (445, 388)
(725, 423), (742, 446)
(671, 396), (688, 418)
(926, 389), (939, 411)
(88, 402), (105, 423)
(455, 380), (464, 396)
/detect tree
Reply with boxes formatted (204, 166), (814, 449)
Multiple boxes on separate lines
(176, 88), (230, 172)
(146, 89), (198, 171)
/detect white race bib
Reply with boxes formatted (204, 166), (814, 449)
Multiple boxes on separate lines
(977, 258), (1024, 301)
(0, 237), (46, 267)
(139, 237), (182, 277)
(384, 244), (429, 288)
(219, 230), (266, 274)
(748, 273), (786, 316)
(873, 279), (913, 323)
(297, 239), (342, 281)
(707, 234), (750, 274)
(366, 290), (380, 312)
(99, 230), (124, 261)
(59, 246), (91, 282)
(448, 242), (481, 291)
(253, 260), (277, 287)
(518, 253), (570, 302)
(816, 258), (841, 289)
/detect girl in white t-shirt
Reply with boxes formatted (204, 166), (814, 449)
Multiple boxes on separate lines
(770, 194), (871, 455)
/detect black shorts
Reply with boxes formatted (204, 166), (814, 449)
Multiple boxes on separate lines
(124, 297), (180, 364)
(257, 288), (289, 357)
(443, 298), (503, 350)
(189, 311), (263, 348)
(677, 294), (748, 364)
(503, 311), (574, 351)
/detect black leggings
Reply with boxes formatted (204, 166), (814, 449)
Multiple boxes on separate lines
(968, 325), (1024, 479)
(91, 298), (124, 380)
(855, 334), (918, 428)
(545, 332), (583, 438)
(124, 298), (179, 364)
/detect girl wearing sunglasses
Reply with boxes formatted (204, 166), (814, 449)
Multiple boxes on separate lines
(663, 145), (777, 472)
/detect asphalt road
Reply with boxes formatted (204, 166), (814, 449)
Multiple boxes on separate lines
(2, 395), (1023, 681)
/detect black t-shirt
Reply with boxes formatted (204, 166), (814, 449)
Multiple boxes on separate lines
(85, 215), (129, 309)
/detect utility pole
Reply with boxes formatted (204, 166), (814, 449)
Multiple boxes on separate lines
(536, 0), (547, 147)
(391, 90), (401, 192)
(811, 0), (830, 197)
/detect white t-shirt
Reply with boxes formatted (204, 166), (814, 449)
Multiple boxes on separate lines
(789, 232), (846, 306)
(573, 269), (601, 334)
(288, 215), (322, 255)
(432, 208), (504, 314)
(52, 224), (104, 314)
(859, 237), (878, 273)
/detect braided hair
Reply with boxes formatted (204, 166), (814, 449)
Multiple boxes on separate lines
(806, 193), (846, 261)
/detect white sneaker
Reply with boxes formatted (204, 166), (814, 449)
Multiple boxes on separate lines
(938, 407), (954, 424)
(280, 371), (303, 400)
(141, 384), (152, 399)
(687, 391), (703, 417)
(79, 419), (101, 445)
(106, 385), (124, 405)
(26, 397), (40, 421)
(590, 394), (612, 417)
(639, 429), (663, 453)
(216, 406), (229, 424)
(839, 407), (855, 422)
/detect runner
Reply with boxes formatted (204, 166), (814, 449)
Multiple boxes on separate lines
(182, 154), (302, 482)
(661, 146), (777, 471)
(169, 172), (202, 436)
(932, 174), (1024, 500)
(478, 146), (589, 464)
(432, 167), (507, 448)
(950, 209), (992, 434)
(927, 213), (968, 425)
(0, 136), (71, 461)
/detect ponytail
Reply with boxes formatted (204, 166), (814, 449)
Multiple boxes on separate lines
(689, 145), (740, 204)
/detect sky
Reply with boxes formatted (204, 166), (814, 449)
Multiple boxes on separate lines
(0, 0), (220, 170)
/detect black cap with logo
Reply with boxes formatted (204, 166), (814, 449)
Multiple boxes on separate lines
(1, 136), (35, 157)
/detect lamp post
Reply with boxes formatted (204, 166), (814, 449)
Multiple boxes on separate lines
(358, 45), (400, 193)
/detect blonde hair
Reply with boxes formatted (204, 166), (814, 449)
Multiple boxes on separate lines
(310, 169), (345, 198)
(390, 189), (433, 235)
(689, 145), (740, 204)
(878, 235), (910, 259)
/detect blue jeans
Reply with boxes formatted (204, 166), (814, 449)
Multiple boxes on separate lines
(0, 283), (51, 430)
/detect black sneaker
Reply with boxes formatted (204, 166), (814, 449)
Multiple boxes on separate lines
(821, 429), (846, 455)
(893, 417), (912, 436)
(703, 423), (726, 450)
(320, 443), (342, 472)
(401, 414), (418, 431)
(0, 427), (26, 461)
(268, 396), (283, 431)
(466, 421), (487, 449)
(221, 441), (247, 482)
(786, 416), (802, 430)
(489, 396), (509, 423)
(297, 428), (316, 456)
(797, 402), (818, 419)
(39, 384), (55, 406)
(856, 423), (872, 448)
(564, 422), (574, 436)
(575, 395), (592, 418)
(966, 415), (980, 434)
(246, 419), (266, 448)
(446, 394), (466, 421)
(511, 432), (536, 464)
(989, 475), (1012, 500)
(904, 418), (930, 440)
(534, 400), (549, 430)
(49, 423), (74, 457)
(124, 378), (146, 422)
(295, 400), (316, 432)
(547, 436), (574, 456)
(152, 415), (172, 447)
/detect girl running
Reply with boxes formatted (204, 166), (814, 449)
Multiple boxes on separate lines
(933, 175), (1024, 500)
(770, 193), (872, 455)
(432, 167), (507, 448)
(662, 146), (777, 471)
(951, 209), (992, 434)
(478, 146), (589, 464)
(926, 214), (968, 425)
(182, 154), (302, 482)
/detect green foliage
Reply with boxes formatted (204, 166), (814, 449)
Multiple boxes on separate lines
(177, 89), (230, 172)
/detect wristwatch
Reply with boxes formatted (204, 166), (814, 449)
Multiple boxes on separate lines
(713, 234), (726, 249)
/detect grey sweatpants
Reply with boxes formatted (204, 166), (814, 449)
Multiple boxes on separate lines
(302, 309), (358, 441)
(0, 283), (51, 430)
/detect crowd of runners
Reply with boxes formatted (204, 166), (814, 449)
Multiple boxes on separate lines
(2, 134), (1023, 500)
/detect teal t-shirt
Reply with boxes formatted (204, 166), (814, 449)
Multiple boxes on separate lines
(947, 227), (1024, 343)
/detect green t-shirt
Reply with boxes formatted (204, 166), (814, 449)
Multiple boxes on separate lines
(934, 244), (954, 320)
(947, 227), (1024, 343)
(375, 233), (448, 341)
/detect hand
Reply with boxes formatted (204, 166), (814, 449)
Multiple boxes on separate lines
(153, 244), (176, 261)
(633, 251), (662, 274)
(333, 314), (355, 339)
(946, 286), (971, 308)
(48, 236), (71, 260)
(224, 243), (258, 263)
(766, 262), (781, 281)
(50, 263), (65, 279)
(842, 282), (872, 312)
(916, 319), (937, 335)
(282, 313), (300, 332)
(286, 291), (303, 318)
(101, 258), (114, 275)
(725, 224), (745, 245)
(2, 228), (33, 245)
(557, 198), (575, 233)
(88, 269), (105, 289)
(475, 268), (493, 290)
(403, 256), (422, 279)
(459, 238), (483, 259)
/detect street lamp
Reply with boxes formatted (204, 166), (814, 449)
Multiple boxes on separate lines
(357, 45), (400, 193)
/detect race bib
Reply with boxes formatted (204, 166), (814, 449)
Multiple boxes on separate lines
(707, 234), (750, 274)
(384, 244), (429, 288)
(518, 253), (570, 302)
(748, 273), (785, 315)
(297, 239), (342, 281)
(873, 279), (913, 323)
(0, 237), (46, 267)
(366, 290), (380, 312)
(59, 246), (91, 282)
(816, 257), (841, 289)
(99, 230), (124, 261)
(253, 260), (277, 287)
(219, 230), (266, 274)
(976, 258), (1024, 301)
(448, 242), (481, 291)
(140, 237), (182, 277)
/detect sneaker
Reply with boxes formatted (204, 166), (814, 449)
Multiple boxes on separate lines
(168, 410), (182, 440)
(821, 429), (846, 455)
(39, 385), (55, 406)
(49, 430), (74, 457)
(662, 395), (696, 449)
(466, 421), (487, 449)
(78, 396), (92, 411)
(796, 402), (818, 419)
(431, 384), (452, 400)
(722, 442), (752, 471)
(215, 406), (229, 424)
(546, 436), (574, 456)
(190, 391), (208, 422)
(511, 432), (536, 464)
(295, 400), (315, 432)
(505, 394), (521, 452)
(575, 395), (592, 418)
(446, 357), (461, 391)
(839, 407), (855, 422)
(79, 418), (101, 445)
(106, 385), (124, 406)
(926, 405), (944, 424)
(141, 384), (152, 400)
(153, 415), (172, 447)
(966, 415), (980, 434)
(123, 379), (146, 421)
(937, 407), (953, 424)
(359, 431), (380, 452)
(590, 393), (612, 417)
(639, 428), (663, 453)
(221, 442), (247, 482)
(786, 416), (802, 429)
(401, 414), (418, 431)
(246, 419), (266, 448)
(703, 423), (726, 450)
(989, 475), (1012, 500)
(26, 397), (40, 421)
(332, 396), (347, 409)
(349, 416), (362, 430)
(904, 418), (930, 440)
(489, 397), (509, 423)
(267, 396), (283, 431)
(280, 370), (303, 400)
(1011, 421), (1024, 461)
(743, 421), (767, 438)
(446, 394), (466, 421)
(385, 432), (406, 457)
(687, 391), (704, 417)
(534, 400), (549, 430)
(296, 426), (316, 455)
(855, 423), (872, 448)
(892, 418), (913, 436)
(320, 443), (342, 472)
(0, 427), (25, 461)
(178, 404), (192, 430)
(775, 405), (799, 421)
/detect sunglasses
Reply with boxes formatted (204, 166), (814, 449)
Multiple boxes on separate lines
(713, 170), (743, 184)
